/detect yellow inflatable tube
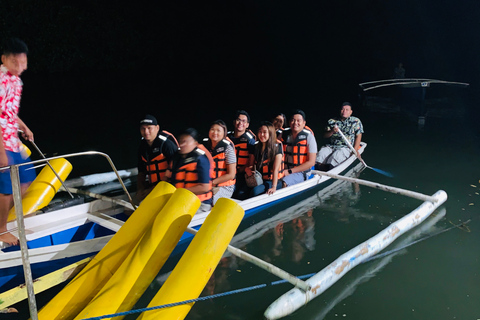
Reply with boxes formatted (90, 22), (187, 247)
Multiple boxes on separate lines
(139, 198), (244, 320)
(74, 188), (200, 319)
(8, 158), (72, 221)
(37, 181), (176, 320)
(19, 143), (31, 157)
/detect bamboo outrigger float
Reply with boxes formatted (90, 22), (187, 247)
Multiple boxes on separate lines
(264, 174), (448, 319)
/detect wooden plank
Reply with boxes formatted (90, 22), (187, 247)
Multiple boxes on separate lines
(0, 257), (92, 310)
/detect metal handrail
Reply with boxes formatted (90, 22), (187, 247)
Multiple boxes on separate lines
(7, 150), (137, 319)
(1, 150), (137, 210)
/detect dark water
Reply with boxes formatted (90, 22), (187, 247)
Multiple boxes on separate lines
(7, 75), (480, 320)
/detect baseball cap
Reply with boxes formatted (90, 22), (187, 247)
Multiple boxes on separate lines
(140, 114), (158, 126)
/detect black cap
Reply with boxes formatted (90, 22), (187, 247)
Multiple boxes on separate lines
(342, 102), (352, 107)
(140, 114), (158, 126)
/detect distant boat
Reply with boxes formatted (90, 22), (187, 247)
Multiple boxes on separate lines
(359, 78), (469, 125)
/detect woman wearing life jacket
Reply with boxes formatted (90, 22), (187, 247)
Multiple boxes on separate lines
(203, 120), (237, 205)
(168, 128), (213, 213)
(246, 121), (284, 197)
(272, 113), (287, 138)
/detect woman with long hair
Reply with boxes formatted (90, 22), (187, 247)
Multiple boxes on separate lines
(203, 120), (237, 204)
(272, 113), (287, 138)
(246, 121), (284, 197)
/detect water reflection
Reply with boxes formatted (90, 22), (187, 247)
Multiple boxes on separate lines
(231, 162), (365, 252)
(300, 207), (446, 320)
(200, 163), (366, 298)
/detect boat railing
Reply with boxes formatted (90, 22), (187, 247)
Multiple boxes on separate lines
(1, 150), (136, 210)
(3, 150), (136, 320)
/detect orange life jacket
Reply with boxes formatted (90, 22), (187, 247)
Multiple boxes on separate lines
(282, 128), (312, 169)
(304, 125), (314, 136)
(161, 129), (180, 146)
(140, 131), (178, 183)
(170, 147), (212, 202)
(228, 130), (256, 168)
(256, 140), (285, 181)
(203, 138), (236, 187)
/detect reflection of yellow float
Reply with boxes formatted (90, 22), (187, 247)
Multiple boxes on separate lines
(8, 143), (73, 221)
(39, 182), (244, 320)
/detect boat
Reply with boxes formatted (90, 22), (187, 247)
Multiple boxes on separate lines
(0, 151), (135, 293)
(359, 78), (469, 126)
(0, 143), (367, 293)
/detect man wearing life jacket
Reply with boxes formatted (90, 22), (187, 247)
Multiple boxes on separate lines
(204, 120), (236, 205)
(227, 110), (256, 200)
(137, 114), (178, 202)
(281, 110), (317, 187)
(315, 102), (364, 171)
(168, 128), (213, 213)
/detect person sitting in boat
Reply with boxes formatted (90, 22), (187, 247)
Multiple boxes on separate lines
(315, 102), (364, 171)
(246, 121), (284, 197)
(0, 38), (36, 245)
(167, 128), (213, 213)
(228, 110), (256, 200)
(203, 120), (236, 205)
(272, 113), (287, 138)
(137, 114), (179, 203)
(280, 110), (317, 187)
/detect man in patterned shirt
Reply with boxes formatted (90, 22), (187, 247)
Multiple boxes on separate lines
(315, 102), (364, 171)
(0, 38), (36, 245)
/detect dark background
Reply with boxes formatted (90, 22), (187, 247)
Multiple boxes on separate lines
(1, 0), (478, 172)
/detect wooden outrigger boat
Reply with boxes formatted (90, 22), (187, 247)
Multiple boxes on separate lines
(0, 143), (367, 293)
(358, 78), (469, 127)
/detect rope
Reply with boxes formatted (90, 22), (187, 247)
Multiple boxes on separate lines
(80, 218), (472, 320)
(80, 273), (316, 320)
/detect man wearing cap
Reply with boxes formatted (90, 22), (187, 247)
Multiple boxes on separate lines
(281, 109), (317, 187)
(315, 102), (364, 171)
(137, 114), (178, 202)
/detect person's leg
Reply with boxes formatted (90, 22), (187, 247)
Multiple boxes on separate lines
(213, 185), (235, 205)
(328, 148), (351, 167)
(0, 193), (17, 245)
(315, 146), (333, 164)
(275, 179), (283, 190)
(0, 151), (34, 245)
(282, 172), (305, 187)
(232, 175), (251, 200)
(250, 183), (267, 197)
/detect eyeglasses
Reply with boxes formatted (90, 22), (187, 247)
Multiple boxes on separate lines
(236, 118), (248, 124)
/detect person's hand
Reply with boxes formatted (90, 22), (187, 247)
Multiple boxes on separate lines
(332, 125), (339, 133)
(267, 186), (276, 195)
(244, 166), (253, 176)
(20, 127), (34, 141)
(355, 150), (363, 160)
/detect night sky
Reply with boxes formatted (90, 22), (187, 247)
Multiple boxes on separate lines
(1, 1), (478, 141)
